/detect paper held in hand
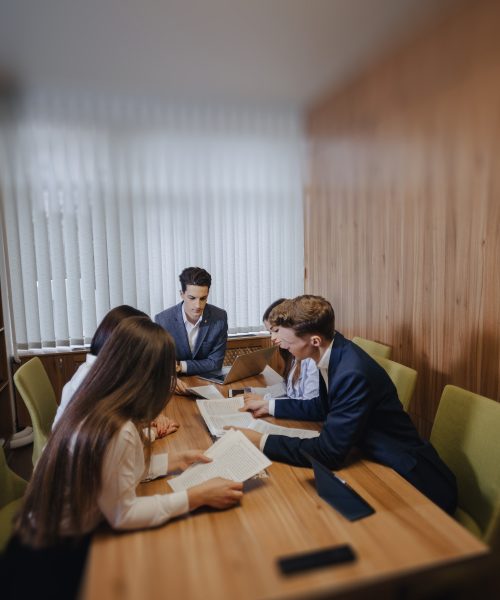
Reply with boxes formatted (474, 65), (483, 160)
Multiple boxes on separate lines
(168, 430), (272, 492)
(196, 397), (254, 436)
(196, 397), (321, 439)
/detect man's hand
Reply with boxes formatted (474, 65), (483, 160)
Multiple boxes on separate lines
(152, 414), (180, 437)
(223, 426), (263, 449)
(239, 394), (270, 417)
(188, 478), (244, 511)
(169, 449), (211, 473)
(176, 361), (182, 373)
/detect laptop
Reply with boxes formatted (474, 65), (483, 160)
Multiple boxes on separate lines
(301, 450), (375, 521)
(199, 345), (276, 385)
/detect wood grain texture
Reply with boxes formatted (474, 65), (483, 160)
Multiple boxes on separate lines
(225, 334), (273, 366)
(82, 372), (486, 600)
(305, 0), (500, 437)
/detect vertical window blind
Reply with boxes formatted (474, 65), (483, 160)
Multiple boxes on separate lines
(0, 94), (305, 351)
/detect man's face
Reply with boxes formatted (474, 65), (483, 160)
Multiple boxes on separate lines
(180, 284), (209, 324)
(276, 326), (317, 361)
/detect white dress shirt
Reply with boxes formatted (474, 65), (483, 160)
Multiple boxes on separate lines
(316, 341), (333, 391)
(179, 308), (203, 373)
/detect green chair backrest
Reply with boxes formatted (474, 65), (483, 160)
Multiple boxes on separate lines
(373, 355), (417, 411)
(352, 336), (392, 359)
(430, 385), (500, 549)
(0, 445), (27, 552)
(0, 445), (27, 510)
(13, 357), (57, 465)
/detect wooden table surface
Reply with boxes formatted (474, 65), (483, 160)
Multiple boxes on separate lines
(82, 371), (488, 600)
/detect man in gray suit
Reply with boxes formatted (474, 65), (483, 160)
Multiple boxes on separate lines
(155, 267), (228, 376)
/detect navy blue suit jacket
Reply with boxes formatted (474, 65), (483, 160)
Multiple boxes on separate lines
(154, 302), (228, 375)
(264, 332), (457, 513)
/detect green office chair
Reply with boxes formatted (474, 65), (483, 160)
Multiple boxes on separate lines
(0, 445), (27, 552)
(352, 336), (392, 359)
(430, 385), (500, 549)
(13, 357), (57, 466)
(373, 355), (417, 411)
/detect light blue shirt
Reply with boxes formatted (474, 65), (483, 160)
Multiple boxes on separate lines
(268, 357), (320, 415)
(285, 358), (319, 400)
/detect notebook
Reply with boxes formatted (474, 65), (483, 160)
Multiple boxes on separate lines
(199, 345), (276, 385)
(301, 450), (375, 521)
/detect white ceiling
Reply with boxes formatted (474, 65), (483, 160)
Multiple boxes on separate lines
(0, 0), (460, 111)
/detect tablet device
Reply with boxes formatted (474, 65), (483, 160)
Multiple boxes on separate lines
(301, 450), (375, 521)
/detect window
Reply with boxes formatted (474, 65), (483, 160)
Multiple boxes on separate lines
(0, 95), (305, 350)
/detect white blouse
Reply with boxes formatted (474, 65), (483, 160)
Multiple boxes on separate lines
(63, 421), (189, 535)
(53, 354), (97, 429)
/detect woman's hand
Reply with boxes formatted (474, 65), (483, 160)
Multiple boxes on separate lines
(175, 379), (191, 396)
(152, 414), (180, 437)
(188, 478), (244, 510)
(169, 449), (211, 473)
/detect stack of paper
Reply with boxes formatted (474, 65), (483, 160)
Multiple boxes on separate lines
(168, 430), (272, 492)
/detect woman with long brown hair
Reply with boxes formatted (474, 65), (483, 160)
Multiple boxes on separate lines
(15, 316), (243, 549)
(53, 304), (178, 438)
(245, 299), (319, 406)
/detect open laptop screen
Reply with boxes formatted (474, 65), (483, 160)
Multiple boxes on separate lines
(199, 345), (276, 385)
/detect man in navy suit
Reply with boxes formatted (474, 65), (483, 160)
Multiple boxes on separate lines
(154, 267), (227, 376)
(239, 295), (457, 515)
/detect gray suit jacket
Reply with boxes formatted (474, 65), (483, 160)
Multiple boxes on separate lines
(154, 302), (228, 375)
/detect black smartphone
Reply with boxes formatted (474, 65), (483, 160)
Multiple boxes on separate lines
(228, 388), (247, 397)
(278, 544), (356, 575)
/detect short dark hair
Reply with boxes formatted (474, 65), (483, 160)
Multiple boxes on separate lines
(262, 298), (286, 322)
(268, 295), (335, 341)
(179, 267), (212, 292)
(90, 305), (149, 355)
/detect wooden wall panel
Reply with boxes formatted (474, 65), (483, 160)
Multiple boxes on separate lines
(305, 0), (500, 437)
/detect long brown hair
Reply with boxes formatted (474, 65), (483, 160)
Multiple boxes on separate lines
(15, 317), (176, 548)
(263, 298), (300, 384)
(90, 304), (148, 355)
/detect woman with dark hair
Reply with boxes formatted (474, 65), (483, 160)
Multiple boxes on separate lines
(16, 317), (243, 545)
(53, 305), (178, 437)
(248, 298), (319, 402)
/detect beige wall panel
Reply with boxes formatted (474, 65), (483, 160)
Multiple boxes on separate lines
(306, 0), (500, 436)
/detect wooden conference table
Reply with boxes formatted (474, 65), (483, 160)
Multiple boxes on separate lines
(82, 370), (487, 600)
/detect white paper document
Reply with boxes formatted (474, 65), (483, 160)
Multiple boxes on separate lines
(259, 365), (285, 384)
(186, 384), (225, 400)
(248, 420), (320, 439)
(196, 397), (254, 436)
(196, 397), (321, 440)
(168, 430), (272, 492)
(249, 381), (287, 397)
